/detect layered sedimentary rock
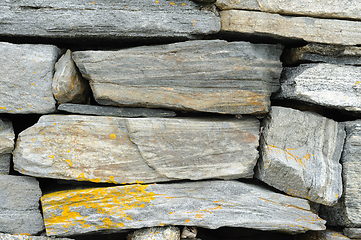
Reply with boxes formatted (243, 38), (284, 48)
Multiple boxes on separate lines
(58, 103), (176, 117)
(127, 226), (180, 240)
(220, 10), (361, 45)
(52, 50), (90, 104)
(0, 42), (61, 114)
(216, 0), (361, 20)
(319, 120), (361, 226)
(0, 175), (44, 235)
(275, 64), (361, 113)
(72, 40), (283, 114)
(41, 180), (326, 236)
(0, 119), (14, 174)
(282, 44), (361, 65)
(256, 107), (345, 206)
(13, 114), (259, 184)
(0, 0), (220, 40)
(0, 233), (73, 240)
(343, 228), (361, 239)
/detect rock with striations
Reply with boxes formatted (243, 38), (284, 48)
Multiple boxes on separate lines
(13, 114), (260, 184)
(256, 106), (345, 206)
(343, 228), (361, 239)
(0, 42), (61, 114)
(0, 233), (73, 240)
(127, 226), (180, 240)
(274, 63), (361, 113)
(58, 103), (176, 117)
(0, 0), (220, 40)
(52, 50), (90, 104)
(0, 175), (44, 235)
(282, 44), (361, 66)
(41, 180), (326, 236)
(0, 119), (14, 174)
(220, 10), (361, 45)
(319, 120), (361, 227)
(216, 0), (361, 21)
(72, 40), (283, 115)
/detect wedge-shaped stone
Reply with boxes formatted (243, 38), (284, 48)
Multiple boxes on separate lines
(0, 233), (73, 240)
(282, 44), (361, 65)
(0, 119), (14, 174)
(0, 42), (61, 114)
(220, 10), (361, 45)
(128, 226), (180, 240)
(256, 106), (345, 206)
(0, 0), (220, 40)
(13, 114), (259, 184)
(0, 175), (44, 235)
(275, 64), (361, 113)
(216, 0), (361, 21)
(319, 121), (361, 227)
(41, 180), (326, 236)
(72, 40), (283, 115)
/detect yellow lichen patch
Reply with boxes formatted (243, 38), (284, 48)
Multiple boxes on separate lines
(0, 107), (6, 110)
(110, 134), (116, 139)
(159, 223), (164, 226)
(267, 145), (312, 168)
(155, 0), (159, 3)
(185, 219), (191, 223)
(181, 3), (186, 5)
(195, 214), (204, 218)
(335, 193), (339, 198)
(170, 2), (175, 5)
(49, 155), (55, 159)
(65, 159), (73, 167)
(192, 19), (196, 26)
(355, 81), (361, 86)
(31, 83), (36, 86)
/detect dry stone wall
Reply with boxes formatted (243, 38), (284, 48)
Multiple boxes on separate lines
(1, 0), (361, 240)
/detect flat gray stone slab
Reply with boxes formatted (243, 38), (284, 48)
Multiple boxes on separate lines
(256, 106), (345, 206)
(216, 0), (361, 20)
(41, 180), (326, 236)
(0, 233), (73, 240)
(0, 119), (14, 175)
(72, 40), (283, 115)
(0, 175), (44, 235)
(297, 230), (351, 240)
(58, 103), (176, 117)
(0, 0), (220, 40)
(220, 10), (361, 45)
(282, 44), (361, 65)
(0, 42), (61, 114)
(275, 63), (361, 113)
(128, 226), (180, 240)
(13, 114), (259, 184)
(344, 228), (361, 239)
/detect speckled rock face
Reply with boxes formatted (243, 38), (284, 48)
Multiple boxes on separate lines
(0, 233), (73, 240)
(0, 119), (14, 174)
(127, 226), (180, 240)
(41, 180), (326, 236)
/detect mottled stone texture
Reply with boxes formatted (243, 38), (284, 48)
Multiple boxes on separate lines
(52, 50), (90, 104)
(13, 114), (259, 184)
(319, 120), (361, 226)
(256, 107), (345, 206)
(275, 64), (361, 113)
(216, 0), (361, 20)
(0, 0), (220, 40)
(127, 226), (180, 240)
(220, 10), (361, 45)
(72, 40), (283, 115)
(41, 181), (326, 236)
(296, 230), (351, 240)
(0, 119), (14, 174)
(0, 42), (61, 114)
(0, 175), (44, 235)
(343, 228), (361, 239)
(0, 233), (73, 240)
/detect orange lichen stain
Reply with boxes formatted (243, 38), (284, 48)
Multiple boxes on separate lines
(65, 159), (73, 167)
(155, 0), (159, 3)
(185, 219), (191, 223)
(170, 2), (175, 5)
(49, 155), (55, 159)
(29, 105), (32, 107)
(159, 223), (164, 226)
(31, 83), (36, 86)
(195, 214), (204, 219)
(169, 212), (174, 214)
(19, 108), (22, 110)
(267, 145), (312, 168)
(161, 87), (174, 90)
(91, 1), (95, 4)
(34, 72), (37, 74)
(335, 193), (339, 198)
(0, 107), (6, 110)
(355, 81), (361, 86)
(67, 150), (71, 153)
(14, 233), (31, 236)
(181, 3), (186, 5)
(42, 183), (156, 233)
(109, 176), (115, 183)
(53, 123), (56, 126)
(192, 19), (196, 26)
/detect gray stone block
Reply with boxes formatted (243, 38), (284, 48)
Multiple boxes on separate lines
(0, 119), (14, 175)
(128, 226), (180, 240)
(296, 230), (351, 240)
(0, 233), (73, 240)
(343, 228), (361, 239)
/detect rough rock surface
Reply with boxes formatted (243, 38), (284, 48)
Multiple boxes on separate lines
(52, 50), (90, 104)
(282, 44), (361, 65)
(220, 10), (361, 45)
(72, 40), (283, 115)
(0, 175), (44, 235)
(58, 103), (176, 117)
(343, 228), (361, 239)
(0, 42), (61, 114)
(297, 230), (351, 240)
(0, 233), (73, 240)
(13, 114), (260, 184)
(127, 226), (180, 240)
(41, 180), (326, 236)
(274, 63), (361, 113)
(216, 0), (361, 20)
(0, 0), (220, 40)
(319, 120), (361, 226)
(256, 106), (345, 206)
(0, 119), (14, 174)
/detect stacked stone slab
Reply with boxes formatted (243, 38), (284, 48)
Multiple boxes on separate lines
(0, 119), (14, 175)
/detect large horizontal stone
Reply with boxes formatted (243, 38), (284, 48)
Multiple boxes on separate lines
(343, 228), (361, 239)
(0, 175), (44, 235)
(0, 119), (14, 175)
(319, 120), (361, 227)
(58, 103), (176, 117)
(0, 233), (73, 240)
(282, 44), (361, 66)
(0, 0), (220, 40)
(0, 42), (61, 114)
(220, 10), (361, 45)
(72, 40), (283, 115)
(13, 114), (260, 184)
(256, 106), (345, 206)
(274, 63), (361, 113)
(216, 0), (361, 20)
(41, 180), (326, 236)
